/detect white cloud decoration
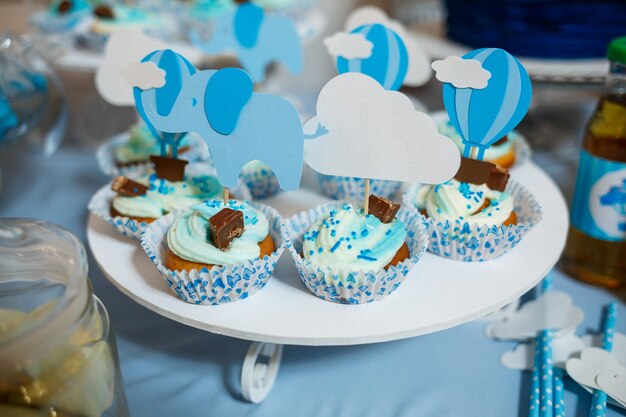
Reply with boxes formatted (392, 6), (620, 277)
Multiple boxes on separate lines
(431, 56), (491, 89)
(303, 72), (460, 184)
(323, 32), (373, 60)
(120, 62), (166, 90)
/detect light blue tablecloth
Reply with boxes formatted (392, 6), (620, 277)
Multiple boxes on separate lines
(0, 145), (624, 417)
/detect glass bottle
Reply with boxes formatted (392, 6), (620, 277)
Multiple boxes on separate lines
(561, 37), (626, 288)
(0, 218), (130, 417)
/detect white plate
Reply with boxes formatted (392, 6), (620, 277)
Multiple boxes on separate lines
(87, 162), (568, 346)
(408, 21), (608, 84)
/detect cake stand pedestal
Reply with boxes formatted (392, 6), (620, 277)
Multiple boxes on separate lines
(87, 161), (568, 403)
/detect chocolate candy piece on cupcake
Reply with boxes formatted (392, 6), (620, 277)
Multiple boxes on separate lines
(165, 201), (276, 272)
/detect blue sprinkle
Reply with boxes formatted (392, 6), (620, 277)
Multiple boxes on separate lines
(318, 247), (323, 253)
(385, 229), (392, 236)
(331, 230), (336, 237)
(357, 254), (377, 262)
(361, 229), (369, 237)
(309, 250), (314, 255)
(347, 244), (352, 249)
(330, 241), (341, 253)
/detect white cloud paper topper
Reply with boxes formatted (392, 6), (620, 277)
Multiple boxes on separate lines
(342, 6), (431, 87)
(96, 28), (166, 106)
(120, 62), (165, 90)
(597, 372), (626, 407)
(566, 348), (626, 393)
(431, 56), (491, 89)
(501, 333), (585, 370)
(303, 72), (460, 183)
(324, 32), (373, 59)
(487, 291), (584, 340)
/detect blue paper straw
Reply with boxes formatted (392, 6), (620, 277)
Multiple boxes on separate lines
(530, 274), (556, 417)
(530, 340), (541, 417)
(589, 303), (617, 417)
(554, 368), (565, 417)
(539, 329), (554, 417)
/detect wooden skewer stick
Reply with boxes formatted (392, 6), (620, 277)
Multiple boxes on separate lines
(363, 178), (371, 214)
(223, 187), (229, 203)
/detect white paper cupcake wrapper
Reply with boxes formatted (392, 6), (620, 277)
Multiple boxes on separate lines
(240, 166), (281, 199)
(87, 163), (251, 240)
(402, 180), (543, 262)
(315, 174), (402, 202)
(96, 132), (212, 177)
(281, 203), (428, 304)
(140, 202), (284, 305)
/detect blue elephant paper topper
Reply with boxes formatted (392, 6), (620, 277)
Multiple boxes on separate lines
(435, 48), (532, 160)
(134, 49), (320, 190)
(189, 2), (302, 83)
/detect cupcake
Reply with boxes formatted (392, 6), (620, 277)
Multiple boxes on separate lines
(88, 160), (249, 239)
(31, 0), (92, 33)
(403, 158), (542, 262)
(434, 112), (531, 169)
(96, 123), (210, 176)
(315, 173), (402, 202)
(141, 200), (284, 305)
(282, 196), (428, 304)
(239, 160), (281, 199)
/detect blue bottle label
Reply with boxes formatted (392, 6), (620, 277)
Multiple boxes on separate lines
(571, 149), (626, 242)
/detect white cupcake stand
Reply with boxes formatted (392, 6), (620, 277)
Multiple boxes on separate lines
(87, 161), (568, 403)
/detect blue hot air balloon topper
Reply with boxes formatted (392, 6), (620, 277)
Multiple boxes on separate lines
(134, 49), (196, 158)
(438, 48), (532, 160)
(335, 23), (409, 91)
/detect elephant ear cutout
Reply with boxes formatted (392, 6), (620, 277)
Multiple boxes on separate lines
(204, 68), (253, 136)
(234, 3), (264, 48)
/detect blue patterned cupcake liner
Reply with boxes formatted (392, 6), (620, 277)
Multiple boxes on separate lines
(402, 180), (542, 262)
(96, 131), (212, 177)
(140, 202), (284, 305)
(315, 173), (402, 202)
(88, 163), (251, 240)
(281, 202), (428, 304)
(30, 11), (92, 34)
(239, 163), (281, 199)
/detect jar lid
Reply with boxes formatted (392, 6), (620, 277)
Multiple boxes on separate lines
(0, 219), (90, 367)
(608, 36), (626, 65)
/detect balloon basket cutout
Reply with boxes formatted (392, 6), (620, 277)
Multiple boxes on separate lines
(141, 202), (285, 305)
(403, 181), (543, 262)
(281, 203), (428, 304)
(315, 173), (401, 202)
(189, 1), (303, 83)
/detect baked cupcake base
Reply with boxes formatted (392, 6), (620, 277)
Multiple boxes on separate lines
(110, 206), (157, 224)
(165, 235), (276, 272)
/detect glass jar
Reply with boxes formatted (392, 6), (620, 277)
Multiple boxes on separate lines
(0, 218), (130, 417)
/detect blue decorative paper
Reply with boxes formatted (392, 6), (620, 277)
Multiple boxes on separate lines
(337, 23), (408, 91)
(135, 50), (308, 190)
(442, 48), (532, 160)
(134, 49), (196, 157)
(189, 2), (302, 82)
